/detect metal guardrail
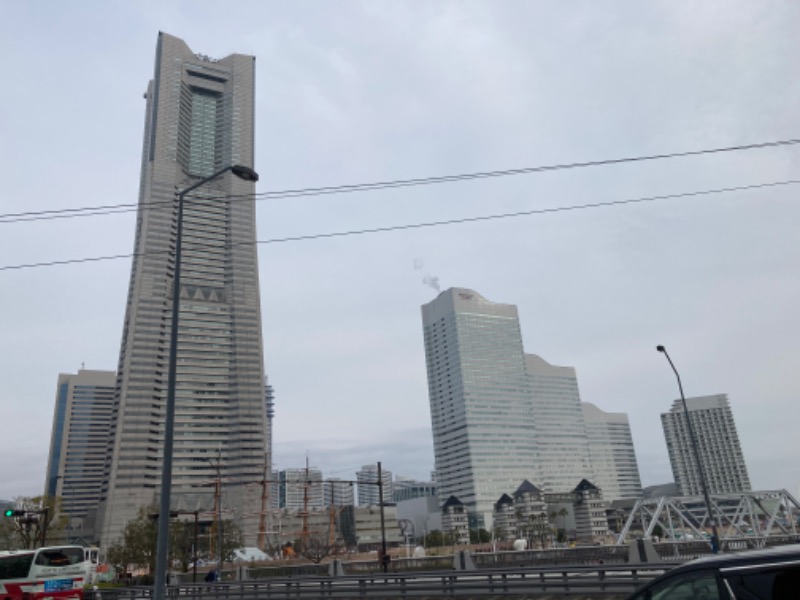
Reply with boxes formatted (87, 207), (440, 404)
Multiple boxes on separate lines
(89, 564), (674, 600)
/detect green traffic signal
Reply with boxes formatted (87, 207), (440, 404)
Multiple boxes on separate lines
(3, 509), (24, 517)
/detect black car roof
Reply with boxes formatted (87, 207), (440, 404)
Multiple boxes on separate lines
(625, 544), (800, 599)
(676, 544), (800, 573)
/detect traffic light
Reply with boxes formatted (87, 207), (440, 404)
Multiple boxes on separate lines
(3, 509), (25, 517)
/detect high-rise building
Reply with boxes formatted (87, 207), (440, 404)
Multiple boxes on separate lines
(356, 465), (393, 506)
(96, 32), (266, 547)
(582, 402), (642, 500)
(278, 468), (323, 511)
(392, 477), (436, 503)
(45, 370), (116, 534)
(323, 478), (355, 507)
(422, 289), (538, 526)
(421, 288), (642, 525)
(264, 377), (275, 475)
(661, 394), (751, 495)
(526, 354), (594, 493)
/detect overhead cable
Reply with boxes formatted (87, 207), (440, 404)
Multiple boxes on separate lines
(1, 178), (796, 272)
(1, 137), (798, 224)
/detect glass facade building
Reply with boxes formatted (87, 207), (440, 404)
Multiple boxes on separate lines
(422, 288), (643, 526)
(581, 402), (642, 499)
(526, 354), (594, 494)
(45, 370), (116, 533)
(96, 32), (267, 547)
(422, 289), (538, 526)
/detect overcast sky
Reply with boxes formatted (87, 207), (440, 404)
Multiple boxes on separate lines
(2, 1), (799, 500)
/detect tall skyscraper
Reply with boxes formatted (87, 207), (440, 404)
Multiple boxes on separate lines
(356, 465), (393, 506)
(582, 402), (642, 500)
(526, 354), (594, 493)
(421, 288), (642, 525)
(661, 394), (751, 495)
(422, 289), (538, 526)
(45, 370), (116, 534)
(96, 32), (266, 546)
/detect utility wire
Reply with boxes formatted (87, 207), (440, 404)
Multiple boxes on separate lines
(2, 178), (796, 273)
(2, 137), (799, 224)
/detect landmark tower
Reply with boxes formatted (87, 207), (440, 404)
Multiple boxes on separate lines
(97, 33), (266, 546)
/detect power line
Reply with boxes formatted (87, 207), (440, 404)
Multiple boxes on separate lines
(2, 178), (796, 273)
(2, 137), (799, 224)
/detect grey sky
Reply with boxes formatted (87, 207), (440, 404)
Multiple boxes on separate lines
(1, 1), (799, 498)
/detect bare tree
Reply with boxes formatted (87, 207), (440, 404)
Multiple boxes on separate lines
(293, 532), (343, 564)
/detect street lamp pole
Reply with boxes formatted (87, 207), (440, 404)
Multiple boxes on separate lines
(154, 165), (259, 600)
(656, 345), (720, 553)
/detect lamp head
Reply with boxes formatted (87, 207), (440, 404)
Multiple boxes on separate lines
(656, 345), (666, 353)
(231, 165), (259, 182)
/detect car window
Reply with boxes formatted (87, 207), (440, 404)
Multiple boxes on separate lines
(0, 553), (35, 580)
(725, 566), (800, 600)
(35, 547), (84, 566)
(646, 571), (724, 600)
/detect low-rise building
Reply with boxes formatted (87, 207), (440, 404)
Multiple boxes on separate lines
(492, 494), (516, 540)
(572, 479), (609, 544)
(339, 505), (403, 549)
(441, 496), (470, 545)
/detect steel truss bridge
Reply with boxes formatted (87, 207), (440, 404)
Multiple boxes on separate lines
(616, 489), (800, 547)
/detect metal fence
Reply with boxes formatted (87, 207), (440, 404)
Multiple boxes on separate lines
(89, 564), (673, 600)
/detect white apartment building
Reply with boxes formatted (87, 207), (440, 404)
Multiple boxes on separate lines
(661, 394), (751, 495)
(356, 465), (393, 506)
(323, 478), (355, 507)
(279, 468), (324, 511)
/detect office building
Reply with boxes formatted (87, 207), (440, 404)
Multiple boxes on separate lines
(264, 377), (275, 475)
(661, 394), (751, 495)
(96, 32), (266, 547)
(338, 505), (404, 549)
(393, 477), (436, 503)
(421, 288), (642, 526)
(582, 402), (642, 500)
(278, 468), (324, 511)
(422, 289), (538, 526)
(526, 354), (595, 493)
(356, 465), (393, 506)
(45, 370), (116, 533)
(395, 496), (442, 542)
(323, 478), (355, 507)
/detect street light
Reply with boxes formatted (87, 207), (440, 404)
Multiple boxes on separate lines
(377, 462), (388, 573)
(154, 165), (259, 600)
(656, 345), (720, 553)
